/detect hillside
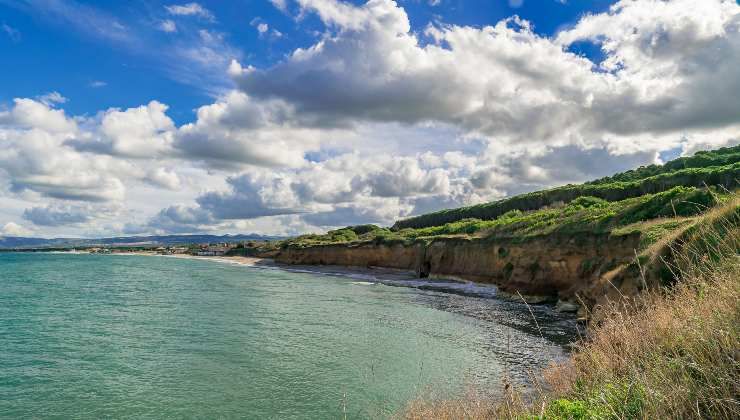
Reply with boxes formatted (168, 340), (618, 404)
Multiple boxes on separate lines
(392, 145), (740, 230)
(403, 199), (740, 419)
(260, 145), (740, 319)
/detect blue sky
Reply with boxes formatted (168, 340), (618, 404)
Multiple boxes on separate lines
(0, 0), (615, 124)
(0, 0), (738, 238)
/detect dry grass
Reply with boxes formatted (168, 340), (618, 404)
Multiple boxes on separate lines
(400, 197), (740, 419)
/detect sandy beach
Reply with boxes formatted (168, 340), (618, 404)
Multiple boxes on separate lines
(167, 253), (272, 267)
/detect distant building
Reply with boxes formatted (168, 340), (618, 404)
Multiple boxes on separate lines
(156, 246), (190, 255)
(196, 245), (230, 256)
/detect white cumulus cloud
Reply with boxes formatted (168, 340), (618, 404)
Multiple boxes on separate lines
(165, 2), (215, 21)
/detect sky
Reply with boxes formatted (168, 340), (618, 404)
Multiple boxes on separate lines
(0, 0), (739, 238)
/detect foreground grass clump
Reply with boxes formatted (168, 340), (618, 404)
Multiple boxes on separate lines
(401, 200), (740, 419)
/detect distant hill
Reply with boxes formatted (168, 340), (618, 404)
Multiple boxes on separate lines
(0, 234), (281, 250)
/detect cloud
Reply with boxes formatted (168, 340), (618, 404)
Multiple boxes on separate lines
(555, 0), (740, 138)
(0, 222), (32, 236)
(158, 19), (177, 33)
(4, 0), (740, 237)
(68, 101), (175, 158)
(2, 23), (21, 42)
(173, 91), (328, 168)
(196, 172), (304, 219)
(232, 0), (599, 143)
(147, 204), (216, 233)
(302, 198), (412, 227)
(165, 2), (215, 22)
(250, 18), (282, 40)
(363, 157), (449, 197)
(36, 91), (67, 107)
(145, 150), (497, 230)
(1, 97), (76, 132)
(0, 98), (127, 203)
(166, 29), (242, 93)
(229, 0), (740, 157)
(143, 135), (678, 232)
(23, 204), (93, 226)
(144, 167), (181, 190)
(270, 0), (289, 13)
(89, 80), (107, 88)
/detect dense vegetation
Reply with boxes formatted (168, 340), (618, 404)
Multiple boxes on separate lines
(393, 146), (740, 230)
(279, 224), (386, 249)
(402, 196), (740, 419)
(280, 186), (726, 251)
(589, 145), (740, 184)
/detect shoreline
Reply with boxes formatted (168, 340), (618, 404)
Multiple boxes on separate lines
(16, 250), (566, 305)
(163, 254), (551, 303)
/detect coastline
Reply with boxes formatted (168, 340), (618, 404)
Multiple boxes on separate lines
(33, 250), (566, 304)
(163, 253), (525, 302)
(94, 251), (564, 303)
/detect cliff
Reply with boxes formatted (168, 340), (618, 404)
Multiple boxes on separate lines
(265, 146), (740, 316)
(271, 231), (642, 309)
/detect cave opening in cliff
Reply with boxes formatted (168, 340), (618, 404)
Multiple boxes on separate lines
(419, 262), (431, 278)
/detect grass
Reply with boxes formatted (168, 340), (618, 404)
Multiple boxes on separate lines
(273, 145), (740, 250)
(588, 145), (740, 185)
(404, 186), (720, 240)
(278, 186), (728, 251)
(399, 197), (740, 419)
(393, 145), (740, 230)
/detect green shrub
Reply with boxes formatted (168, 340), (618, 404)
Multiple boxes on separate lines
(347, 224), (382, 235)
(543, 398), (589, 419)
(326, 228), (358, 242)
(568, 196), (608, 209)
(542, 382), (645, 420)
(589, 144), (740, 184)
(617, 186), (717, 225)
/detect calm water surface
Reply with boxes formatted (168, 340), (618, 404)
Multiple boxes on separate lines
(0, 253), (576, 418)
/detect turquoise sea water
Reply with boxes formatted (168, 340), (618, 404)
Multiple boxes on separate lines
(0, 253), (575, 418)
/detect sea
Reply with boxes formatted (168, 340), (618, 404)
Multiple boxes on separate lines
(0, 252), (577, 418)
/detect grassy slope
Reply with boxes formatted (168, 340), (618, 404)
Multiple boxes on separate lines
(275, 146), (740, 253)
(393, 145), (740, 230)
(279, 186), (727, 253)
(401, 196), (740, 419)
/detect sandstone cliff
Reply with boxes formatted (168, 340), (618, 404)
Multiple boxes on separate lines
(270, 232), (642, 310)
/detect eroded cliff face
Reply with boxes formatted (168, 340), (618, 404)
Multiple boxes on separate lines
(273, 242), (422, 271)
(272, 232), (642, 306)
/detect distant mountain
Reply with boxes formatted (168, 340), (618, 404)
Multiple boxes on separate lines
(0, 234), (281, 250)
